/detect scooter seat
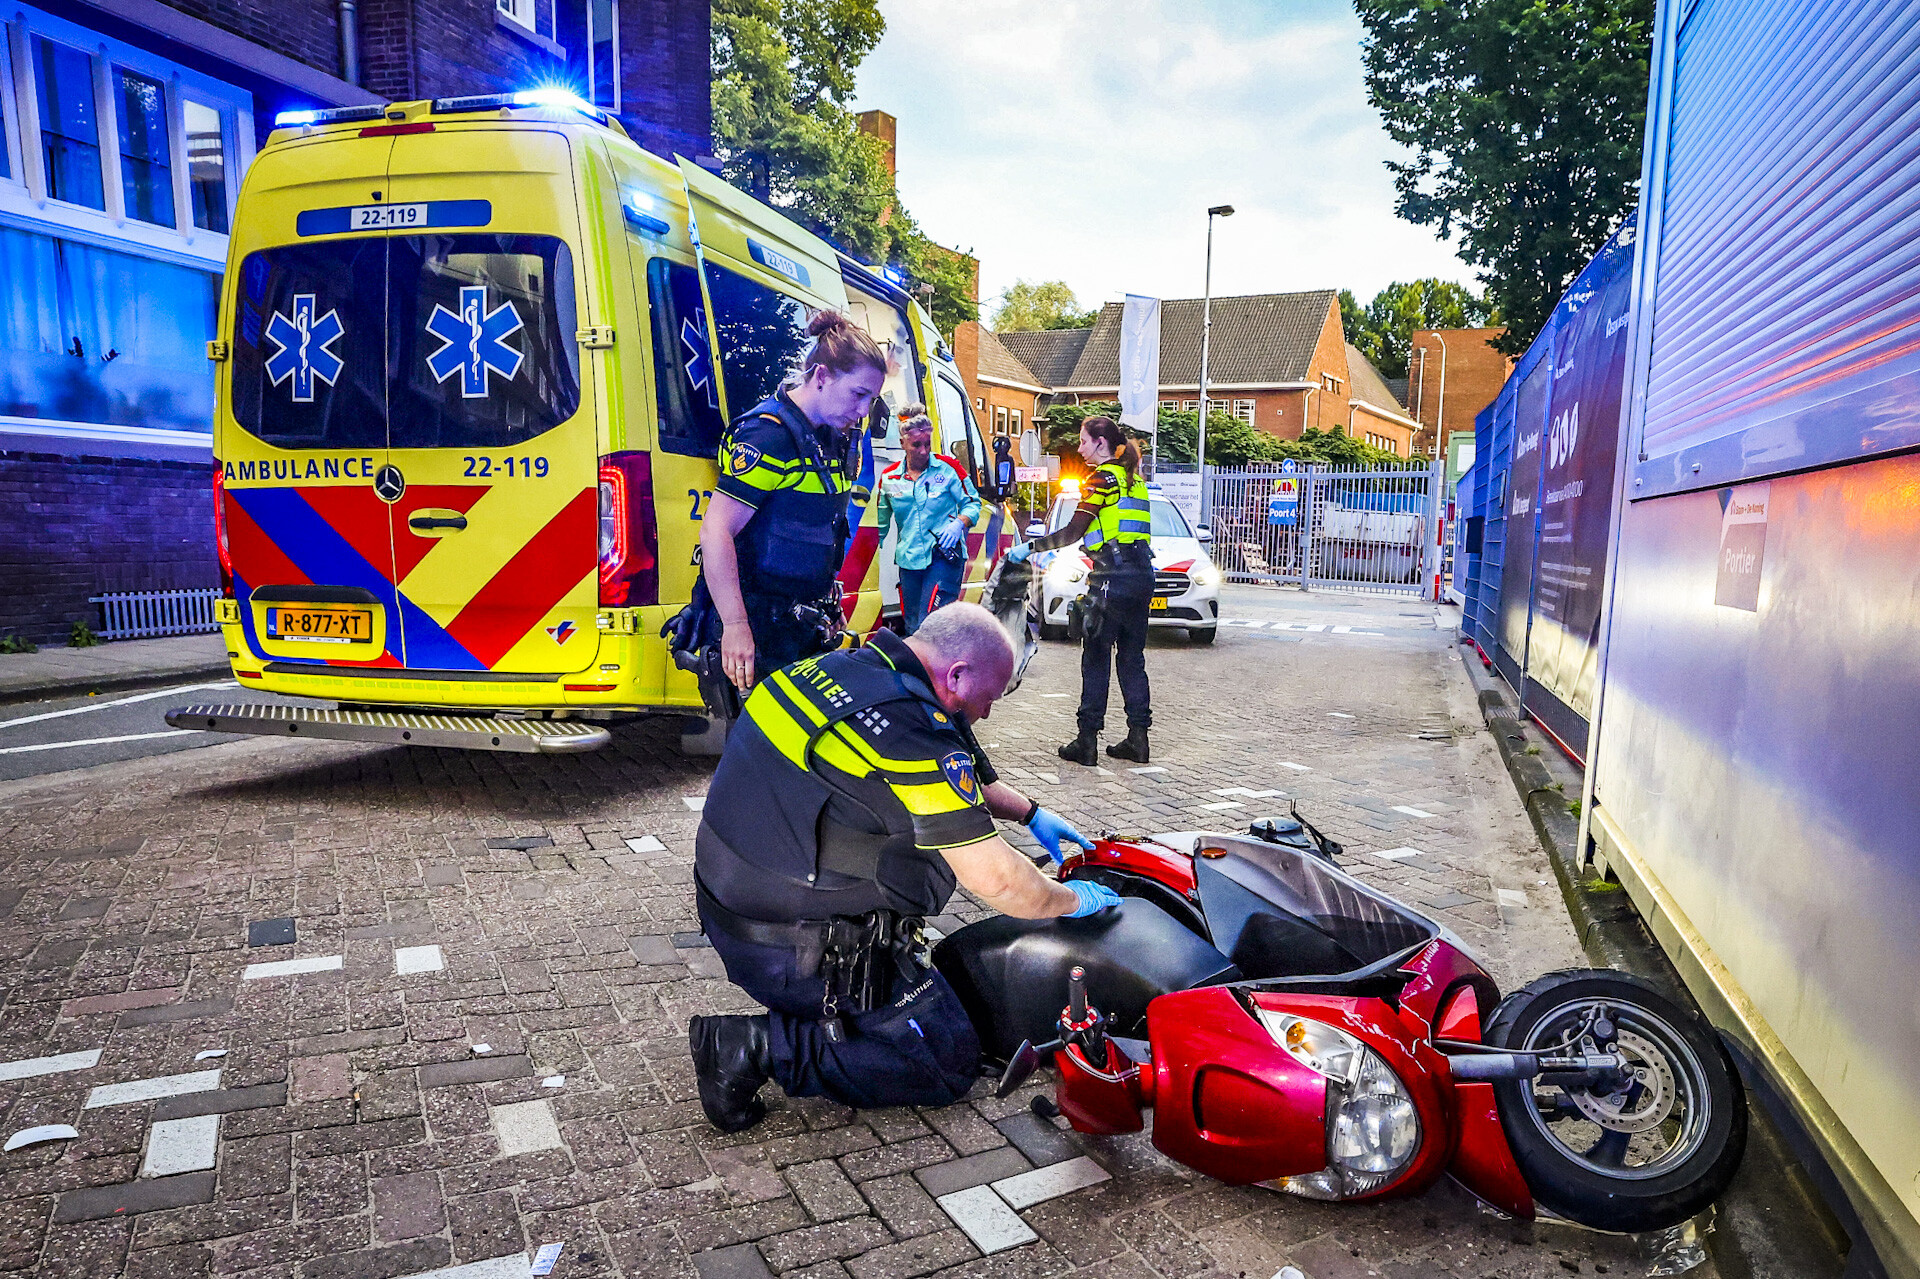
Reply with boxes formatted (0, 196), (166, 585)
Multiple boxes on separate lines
(932, 899), (1242, 1064)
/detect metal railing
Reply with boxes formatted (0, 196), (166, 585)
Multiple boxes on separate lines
(1205, 462), (1443, 597)
(89, 588), (223, 640)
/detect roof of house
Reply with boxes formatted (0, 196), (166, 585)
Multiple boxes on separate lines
(1384, 376), (1410, 407)
(974, 327), (1046, 390)
(997, 328), (1094, 388)
(1061, 290), (1340, 389)
(1345, 344), (1409, 416)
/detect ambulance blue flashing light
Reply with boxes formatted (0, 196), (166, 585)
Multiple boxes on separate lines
(273, 103), (386, 128)
(623, 195), (671, 238)
(882, 266), (907, 286)
(430, 89), (606, 124)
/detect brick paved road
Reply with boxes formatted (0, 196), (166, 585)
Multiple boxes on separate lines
(0, 587), (1687, 1279)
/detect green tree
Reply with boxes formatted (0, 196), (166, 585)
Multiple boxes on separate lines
(1338, 280), (1495, 379)
(992, 280), (1098, 333)
(1355, 0), (1653, 354)
(710, 0), (978, 334)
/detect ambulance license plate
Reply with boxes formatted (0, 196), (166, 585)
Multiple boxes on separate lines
(1150, 596), (1170, 610)
(267, 606), (373, 644)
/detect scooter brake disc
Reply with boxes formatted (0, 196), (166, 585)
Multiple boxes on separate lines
(1571, 1030), (1674, 1133)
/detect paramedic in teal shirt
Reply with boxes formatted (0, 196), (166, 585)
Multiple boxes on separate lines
(876, 406), (982, 634)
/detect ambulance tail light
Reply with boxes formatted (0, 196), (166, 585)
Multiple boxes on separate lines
(212, 462), (234, 597)
(598, 452), (658, 608)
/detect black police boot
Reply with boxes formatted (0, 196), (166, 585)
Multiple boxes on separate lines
(1058, 731), (1098, 766)
(1106, 727), (1150, 763)
(690, 1014), (772, 1133)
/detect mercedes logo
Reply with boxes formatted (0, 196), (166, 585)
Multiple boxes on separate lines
(373, 464), (406, 503)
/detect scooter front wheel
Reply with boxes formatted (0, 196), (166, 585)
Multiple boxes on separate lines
(1485, 970), (1746, 1234)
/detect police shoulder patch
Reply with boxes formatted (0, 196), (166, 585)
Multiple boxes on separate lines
(939, 750), (980, 804)
(726, 440), (764, 476)
(1087, 469), (1119, 494)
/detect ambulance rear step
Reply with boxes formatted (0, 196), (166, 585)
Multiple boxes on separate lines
(164, 704), (610, 754)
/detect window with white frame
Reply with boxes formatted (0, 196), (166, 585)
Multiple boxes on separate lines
(0, 4), (252, 438)
(1232, 399), (1254, 424)
(498, 0), (536, 32)
(1010, 408), (1021, 436)
(994, 405), (1009, 434)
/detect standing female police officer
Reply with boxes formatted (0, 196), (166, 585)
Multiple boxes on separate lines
(1007, 416), (1155, 764)
(700, 311), (890, 694)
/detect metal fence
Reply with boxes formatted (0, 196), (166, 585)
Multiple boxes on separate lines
(89, 588), (222, 640)
(1204, 462), (1444, 597)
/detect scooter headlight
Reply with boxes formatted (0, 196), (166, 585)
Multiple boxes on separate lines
(1254, 1009), (1421, 1199)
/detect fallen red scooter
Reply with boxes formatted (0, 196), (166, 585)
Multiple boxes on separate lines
(932, 817), (1745, 1233)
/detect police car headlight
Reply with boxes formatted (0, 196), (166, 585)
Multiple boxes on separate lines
(1045, 556), (1088, 587)
(1190, 561), (1224, 589)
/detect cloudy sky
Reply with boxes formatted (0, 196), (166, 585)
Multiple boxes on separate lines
(851, 0), (1478, 320)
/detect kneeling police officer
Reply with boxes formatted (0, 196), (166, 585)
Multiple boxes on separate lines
(688, 603), (1118, 1131)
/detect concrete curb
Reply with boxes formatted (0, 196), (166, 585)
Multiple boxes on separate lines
(0, 660), (234, 708)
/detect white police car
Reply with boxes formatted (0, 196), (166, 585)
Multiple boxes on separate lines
(1029, 482), (1223, 644)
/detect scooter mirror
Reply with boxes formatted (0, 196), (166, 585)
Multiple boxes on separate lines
(995, 1039), (1042, 1099)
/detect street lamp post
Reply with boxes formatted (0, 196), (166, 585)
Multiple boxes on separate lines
(1195, 204), (1234, 516)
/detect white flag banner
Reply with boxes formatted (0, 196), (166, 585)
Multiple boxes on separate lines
(1119, 295), (1161, 433)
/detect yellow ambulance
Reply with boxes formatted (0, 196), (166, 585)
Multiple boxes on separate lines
(171, 91), (1009, 754)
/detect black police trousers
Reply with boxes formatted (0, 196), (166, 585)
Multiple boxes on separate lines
(699, 904), (982, 1109)
(1079, 548), (1154, 735)
(743, 587), (833, 678)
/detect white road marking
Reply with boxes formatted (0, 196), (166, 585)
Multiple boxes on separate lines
(85, 1069), (221, 1108)
(1197, 801), (1243, 811)
(623, 835), (666, 853)
(391, 1257), (533, 1279)
(0, 682), (235, 730)
(1278, 762), (1311, 771)
(937, 1185), (1037, 1253)
(0, 1048), (102, 1081)
(1370, 847), (1425, 862)
(491, 1100), (563, 1155)
(682, 797), (706, 811)
(1393, 805), (1437, 818)
(1327, 712), (1356, 719)
(395, 945), (444, 975)
(0, 730), (208, 755)
(1128, 766), (1168, 774)
(1497, 889), (1528, 909)
(1040, 693), (1071, 698)
(991, 1156), (1111, 1209)
(142, 1113), (219, 1177)
(243, 955), (343, 980)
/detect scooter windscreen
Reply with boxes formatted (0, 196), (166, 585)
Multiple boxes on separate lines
(982, 552), (1039, 695)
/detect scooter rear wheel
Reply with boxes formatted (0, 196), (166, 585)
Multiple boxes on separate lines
(1485, 970), (1745, 1234)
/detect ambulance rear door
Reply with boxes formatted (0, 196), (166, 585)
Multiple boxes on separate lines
(376, 129), (601, 675)
(224, 138), (405, 670)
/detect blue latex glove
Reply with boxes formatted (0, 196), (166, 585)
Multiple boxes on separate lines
(1064, 879), (1123, 918)
(1027, 806), (1095, 865)
(937, 518), (967, 552)
(1004, 541), (1033, 564)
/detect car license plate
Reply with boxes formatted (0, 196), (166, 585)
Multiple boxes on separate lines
(1150, 596), (1170, 611)
(266, 606), (373, 644)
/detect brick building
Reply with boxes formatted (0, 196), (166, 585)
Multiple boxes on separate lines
(0, 0), (709, 644)
(1408, 327), (1512, 458)
(1054, 291), (1419, 454)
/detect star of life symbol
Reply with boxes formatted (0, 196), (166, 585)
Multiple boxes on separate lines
(264, 294), (345, 403)
(426, 286), (525, 398)
(680, 307), (717, 409)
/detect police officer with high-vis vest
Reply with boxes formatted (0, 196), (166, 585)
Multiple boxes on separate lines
(687, 603), (1112, 1131)
(1007, 416), (1155, 765)
(698, 311), (890, 698)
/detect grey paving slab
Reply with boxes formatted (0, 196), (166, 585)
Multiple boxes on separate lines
(913, 1146), (1033, 1198)
(419, 1055), (533, 1088)
(53, 1170), (217, 1222)
(248, 916), (297, 945)
(152, 1082), (287, 1119)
